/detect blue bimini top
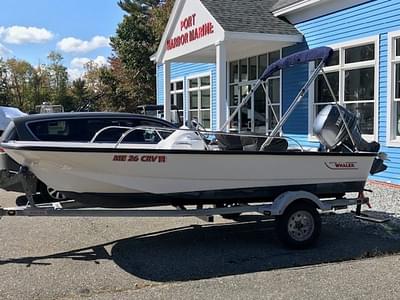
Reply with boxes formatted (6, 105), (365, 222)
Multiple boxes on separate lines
(260, 46), (333, 81)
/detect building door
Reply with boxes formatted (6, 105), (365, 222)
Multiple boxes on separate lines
(254, 83), (266, 133)
(232, 81), (279, 133)
(229, 51), (281, 134)
(229, 84), (253, 132)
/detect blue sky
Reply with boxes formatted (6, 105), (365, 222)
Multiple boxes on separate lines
(0, 0), (125, 79)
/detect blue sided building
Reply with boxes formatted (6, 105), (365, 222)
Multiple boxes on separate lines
(152, 0), (400, 185)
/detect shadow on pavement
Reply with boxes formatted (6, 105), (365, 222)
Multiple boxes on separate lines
(1, 211), (400, 282)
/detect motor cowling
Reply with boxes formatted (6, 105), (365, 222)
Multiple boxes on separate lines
(313, 104), (387, 175)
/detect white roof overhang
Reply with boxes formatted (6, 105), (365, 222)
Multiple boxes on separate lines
(152, 0), (303, 64)
(273, 0), (371, 24)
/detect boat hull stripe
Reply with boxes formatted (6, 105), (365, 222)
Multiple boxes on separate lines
(0, 144), (378, 157)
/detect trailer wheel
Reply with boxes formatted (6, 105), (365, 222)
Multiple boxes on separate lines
(276, 202), (321, 249)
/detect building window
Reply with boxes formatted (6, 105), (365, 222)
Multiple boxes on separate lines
(388, 32), (400, 143)
(313, 39), (377, 137)
(229, 50), (281, 133)
(170, 80), (184, 121)
(188, 75), (211, 129)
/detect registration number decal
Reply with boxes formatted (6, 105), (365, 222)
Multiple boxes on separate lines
(113, 155), (166, 163)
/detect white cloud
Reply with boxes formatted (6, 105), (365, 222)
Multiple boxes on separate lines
(68, 56), (109, 80)
(57, 36), (110, 53)
(70, 57), (91, 69)
(0, 26), (53, 44)
(93, 56), (108, 67)
(67, 68), (83, 81)
(71, 56), (109, 69)
(0, 43), (12, 58)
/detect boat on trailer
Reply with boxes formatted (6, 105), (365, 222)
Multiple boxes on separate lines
(0, 47), (389, 248)
(1, 47), (386, 208)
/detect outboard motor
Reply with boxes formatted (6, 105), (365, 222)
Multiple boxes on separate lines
(313, 104), (387, 175)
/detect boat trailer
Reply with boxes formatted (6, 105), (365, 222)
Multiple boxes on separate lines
(0, 167), (388, 248)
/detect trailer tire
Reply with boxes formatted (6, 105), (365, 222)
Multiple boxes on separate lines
(276, 202), (321, 249)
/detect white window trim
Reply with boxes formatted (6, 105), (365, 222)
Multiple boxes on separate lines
(170, 77), (184, 124)
(227, 49), (283, 134)
(308, 35), (379, 142)
(171, 77), (184, 90)
(387, 30), (400, 147)
(186, 71), (213, 129)
(308, 61), (319, 142)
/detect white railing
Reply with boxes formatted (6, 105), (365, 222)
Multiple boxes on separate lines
(89, 125), (304, 152)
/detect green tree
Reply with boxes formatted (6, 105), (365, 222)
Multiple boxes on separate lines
(83, 59), (129, 112)
(47, 51), (74, 110)
(71, 78), (90, 110)
(6, 58), (35, 110)
(109, 0), (174, 110)
(31, 64), (52, 108)
(0, 59), (11, 105)
(151, 0), (174, 42)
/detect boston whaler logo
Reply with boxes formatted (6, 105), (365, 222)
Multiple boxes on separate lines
(325, 161), (358, 170)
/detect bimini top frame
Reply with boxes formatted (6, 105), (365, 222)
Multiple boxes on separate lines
(220, 46), (357, 151)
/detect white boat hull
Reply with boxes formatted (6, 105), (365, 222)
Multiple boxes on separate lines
(2, 142), (376, 207)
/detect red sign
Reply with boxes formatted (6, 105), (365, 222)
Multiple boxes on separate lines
(166, 13), (215, 51)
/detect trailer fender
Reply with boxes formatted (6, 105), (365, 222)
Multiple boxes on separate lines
(269, 191), (329, 216)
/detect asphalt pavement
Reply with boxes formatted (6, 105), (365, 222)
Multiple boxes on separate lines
(0, 189), (400, 299)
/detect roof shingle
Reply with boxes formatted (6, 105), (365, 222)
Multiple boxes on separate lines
(200, 0), (300, 35)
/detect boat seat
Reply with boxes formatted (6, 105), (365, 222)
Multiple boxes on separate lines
(216, 134), (288, 152)
(122, 130), (146, 143)
(259, 138), (288, 152)
(240, 136), (288, 152)
(215, 134), (243, 150)
(215, 134), (264, 151)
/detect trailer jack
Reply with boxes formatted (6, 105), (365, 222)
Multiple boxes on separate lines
(352, 192), (389, 224)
